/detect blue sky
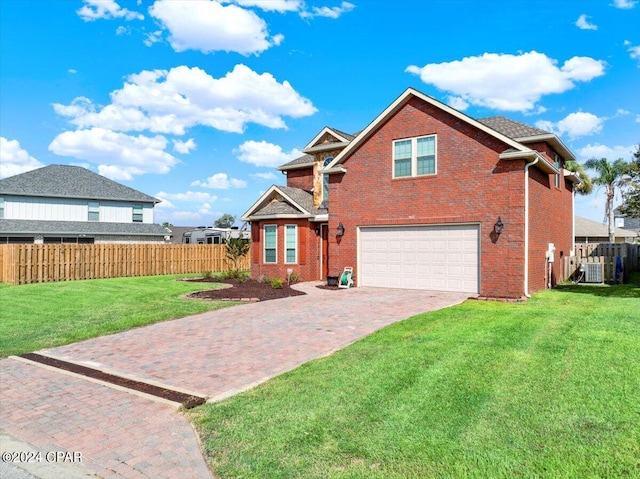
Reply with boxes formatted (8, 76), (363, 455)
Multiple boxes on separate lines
(1, 0), (638, 226)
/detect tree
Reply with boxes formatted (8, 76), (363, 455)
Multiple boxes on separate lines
(162, 221), (173, 227)
(564, 160), (593, 195)
(619, 144), (640, 218)
(225, 236), (250, 276)
(214, 213), (236, 228)
(584, 157), (629, 242)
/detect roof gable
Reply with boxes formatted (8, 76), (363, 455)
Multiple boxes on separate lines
(325, 88), (531, 171)
(241, 185), (325, 221)
(302, 127), (354, 154)
(0, 165), (160, 203)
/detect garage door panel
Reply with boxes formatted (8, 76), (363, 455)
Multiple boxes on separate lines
(360, 225), (479, 293)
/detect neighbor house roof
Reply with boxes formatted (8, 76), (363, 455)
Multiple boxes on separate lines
(574, 216), (638, 239)
(0, 219), (169, 236)
(0, 165), (160, 203)
(241, 186), (327, 221)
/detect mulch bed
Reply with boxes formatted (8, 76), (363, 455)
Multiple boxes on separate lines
(185, 277), (307, 302)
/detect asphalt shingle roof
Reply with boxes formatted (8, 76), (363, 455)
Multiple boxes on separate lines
(477, 116), (551, 140)
(278, 154), (315, 170)
(574, 216), (637, 239)
(250, 186), (327, 218)
(0, 165), (160, 203)
(0, 219), (168, 236)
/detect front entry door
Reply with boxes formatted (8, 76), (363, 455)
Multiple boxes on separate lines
(321, 224), (329, 279)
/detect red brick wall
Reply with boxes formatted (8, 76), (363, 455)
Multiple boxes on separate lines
(527, 167), (574, 292)
(326, 97), (572, 299)
(249, 219), (322, 282)
(285, 168), (314, 191)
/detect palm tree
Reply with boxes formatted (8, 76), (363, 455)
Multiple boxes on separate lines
(584, 157), (629, 242)
(565, 160), (593, 195)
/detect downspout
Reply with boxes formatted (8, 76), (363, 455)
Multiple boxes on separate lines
(523, 158), (539, 298)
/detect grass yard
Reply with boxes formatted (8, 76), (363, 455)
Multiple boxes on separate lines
(0, 274), (233, 357)
(191, 278), (640, 478)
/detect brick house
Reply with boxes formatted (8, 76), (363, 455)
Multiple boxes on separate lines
(242, 88), (579, 299)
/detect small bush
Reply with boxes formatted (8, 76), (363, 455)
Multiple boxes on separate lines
(288, 272), (299, 284)
(270, 278), (284, 289)
(203, 271), (213, 279)
(261, 275), (271, 284)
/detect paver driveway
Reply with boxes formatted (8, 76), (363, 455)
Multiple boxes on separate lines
(1, 283), (469, 478)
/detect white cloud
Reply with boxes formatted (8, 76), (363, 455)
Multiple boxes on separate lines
(535, 112), (604, 139)
(300, 1), (355, 19)
(143, 30), (163, 47)
(0, 137), (44, 179)
(576, 14), (597, 30)
(173, 138), (196, 154)
(234, 140), (303, 167)
(577, 143), (637, 161)
(447, 96), (469, 111)
(115, 25), (130, 36)
(53, 64), (316, 135)
(149, 0), (280, 55)
(191, 172), (247, 189)
(406, 51), (605, 112)
(232, 0), (303, 12)
(624, 40), (640, 62)
(68, 69), (77, 74)
(612, 0), (637, 9)
(155, 190), (218, 204)
(48, 128), (177, 180)
(250, 171), (278, 181)
(77, 0), (143, 21)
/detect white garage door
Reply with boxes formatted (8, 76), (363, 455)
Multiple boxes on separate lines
(359, 225), (479, 293)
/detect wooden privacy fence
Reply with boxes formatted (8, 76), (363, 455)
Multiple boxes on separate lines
(562, 242), (640, 284)
(0, 243), (251, 285)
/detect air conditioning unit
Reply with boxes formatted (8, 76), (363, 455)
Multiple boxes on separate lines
(580, 263), (603, 283)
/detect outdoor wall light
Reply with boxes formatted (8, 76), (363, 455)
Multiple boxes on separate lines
(337, 222), (345, 237)
(315, 226), (321, 236)
(494, 217), (504, 235)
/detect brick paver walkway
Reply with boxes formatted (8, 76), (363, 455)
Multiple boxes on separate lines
(1, 284), (469, 478)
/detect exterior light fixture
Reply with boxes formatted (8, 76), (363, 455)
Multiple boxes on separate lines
(337, 222), (345, 236)
(315, 225), (321, 236)
(494, 217), (504, 235)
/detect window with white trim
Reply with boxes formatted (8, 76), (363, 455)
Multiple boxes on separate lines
(285, 225), (297, 264)
(264, 225), (277, 264)
(554, 155), (562, 188)
(88, 202), (99, 222)
(0, 197), (4, 219)
(132, 204), (143, 223)
(393, 135), (436, 178)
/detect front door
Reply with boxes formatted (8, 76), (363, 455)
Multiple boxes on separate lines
(321, 224), (329, 279)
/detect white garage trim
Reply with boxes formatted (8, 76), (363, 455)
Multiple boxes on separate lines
(357, 224), (480, 293)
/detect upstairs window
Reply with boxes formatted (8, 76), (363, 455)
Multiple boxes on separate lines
(264, 225), (277, 263)
(0, 197), (4, 219)
(132, 204), (143, 223)
(393, 135), (437, 178)
(554, 155), (562, 188)
(88, 202), (99, 222)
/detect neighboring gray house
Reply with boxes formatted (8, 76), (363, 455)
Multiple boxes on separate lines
(574, 216), (638, 243)
(614, 206), (640, 233)
(0, 165), (168, 244)
(182, 226), (250, 244)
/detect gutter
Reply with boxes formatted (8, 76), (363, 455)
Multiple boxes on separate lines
(523, 158), (539, 298)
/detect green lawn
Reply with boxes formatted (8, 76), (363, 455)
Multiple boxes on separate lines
(0, 275), (232, 357)
(191, 278), (640, 478)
